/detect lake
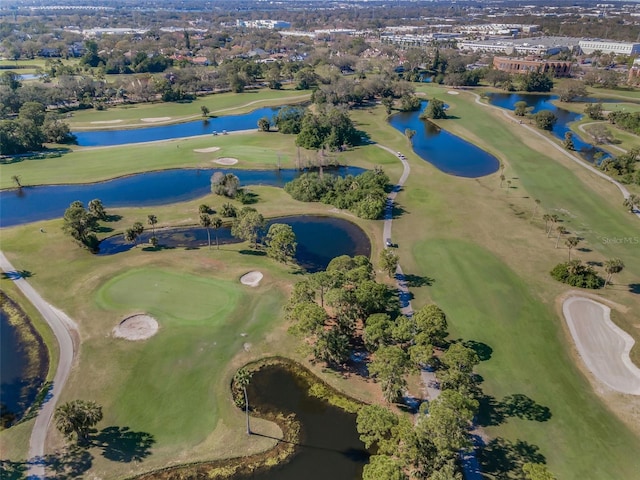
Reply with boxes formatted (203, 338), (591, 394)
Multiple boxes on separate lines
(97, 215), (372, 273)
(73, 106), (284, 146)
(0, 166), (365, 228)
(485, 93), (610, 163)
(389, 102), (500, 177)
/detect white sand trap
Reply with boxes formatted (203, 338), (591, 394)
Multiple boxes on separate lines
(214, 157), (239, 165)
(240, 271), (263, 287)
(90, 119), (123, 124)
(193, 147), (221, 153)
(563, 297), (640, 395)
(113, 314), (159, 341)
(141, 117), (171, 123)
(447, 90), (460, 95)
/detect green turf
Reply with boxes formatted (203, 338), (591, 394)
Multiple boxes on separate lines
(91, 268), (280, 446)
(68, 89), (310, 127)
(414, 239), (640, 479)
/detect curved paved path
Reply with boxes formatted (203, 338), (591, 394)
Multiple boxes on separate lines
(0, 251), (78, 479)
(577, 122), (628, 154)
(470, 93), (639, 218)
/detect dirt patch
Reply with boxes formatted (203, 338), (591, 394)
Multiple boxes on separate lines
(240, 271), (263, 287)
(214, 157), (239, 165)
(113, 314), (159, 341)
(193, 147), (221, 153)
(140, 117), (171, 123)
(90, 120), (123, 124)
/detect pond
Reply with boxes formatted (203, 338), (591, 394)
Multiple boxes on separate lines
(73, 106), (284, 147)
(97, 215), (371, 273)
(484, 93), (609, 163)
(0, 166), (365, 228)
(233, 363), (369, 480)
(0, 306), (48, 428)
(388, 102), (500, 177)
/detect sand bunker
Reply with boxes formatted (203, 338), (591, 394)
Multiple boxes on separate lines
(240, 271), (263, 287)
(90, 119), (123, 124)
(447, 90), (460, 95)
(113, 314), (159, 341)
(214, 157), (239, 165)
(563, 296), (640, 395)
(193, 147), (221, 153)
(141, 117), (171, 123)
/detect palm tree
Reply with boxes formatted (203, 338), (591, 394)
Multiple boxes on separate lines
(147, 215), (158, 235)
(542, 214), (551, 234)
(604, 258), (624, 287)
(199, 213), (212, 249)
(11, 175), (21, 189)
(499, 174), (505, 188)
(548, 215), (559, 238)
(623, 194), (638, 213)
(565, 236), (580, 261)
(212, 216), (223, 249)
(124, 228), (138, 246)
(531, 199), (541, 219)
(555, 226), (566, 248)
(234, 368), (253, 435)
(132, 222), (144, 246)
(54, 400), (103, 445)
(506, 180), (512, 194)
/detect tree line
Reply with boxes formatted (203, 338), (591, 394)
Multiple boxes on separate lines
(284, 169), (389, 220)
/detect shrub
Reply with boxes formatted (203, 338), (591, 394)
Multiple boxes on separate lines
(550, 261), (604, 289)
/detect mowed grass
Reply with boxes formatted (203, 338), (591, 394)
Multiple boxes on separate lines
(414, 239), (640, 479)
(91, 268), (239, 445)
(68, 89), (310, 127)
(0, 132), (398, 189)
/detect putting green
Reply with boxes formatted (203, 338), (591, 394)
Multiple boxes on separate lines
(414, 239), (640, 479)
(93, 268), (246, 444)
(96, 268), (241, 326)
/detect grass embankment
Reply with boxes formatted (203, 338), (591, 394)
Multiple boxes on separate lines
(67, 89), (310, 128)
(0, 129), (399, 190)
(356, 87), (640, 478)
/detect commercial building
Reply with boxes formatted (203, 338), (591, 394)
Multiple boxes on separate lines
(235, 20), (291, 30)
(579, 40), (640, 55)
(493, 57), (573, 77)
(459, 36), (580, 56)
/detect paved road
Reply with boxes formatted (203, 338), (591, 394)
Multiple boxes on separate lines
(471, 92), (640, 218)
(0, 251), (77, 479)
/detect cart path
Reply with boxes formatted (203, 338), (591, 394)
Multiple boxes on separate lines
(470, 92), (640, 218)
(377, 144), (413, 317)
(0, 251), (78, 479)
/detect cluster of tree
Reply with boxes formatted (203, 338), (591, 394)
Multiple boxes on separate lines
(230, 206), (265, 249)
(284, 169), (389, 219)
(584, 102), (604, 121)
(294, 107), (361, 151)
(354, 306), (485, 479)
(124, 222), (145, 247)
(62, 199), (109, 252)
(420, 98), (447, 120)
(555, 81), (587, 103)
(198, 206), (223, 250)
(0, 101), (75, 154)
(273, 106), (306, 134)
(550, 261), (605, 289)
(608, 111), (640, 136)
(211, 172), (240, 198)
(533, 110), (557, 131)
(286, 255), (396, 367)
(599, 148), (640, 185)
